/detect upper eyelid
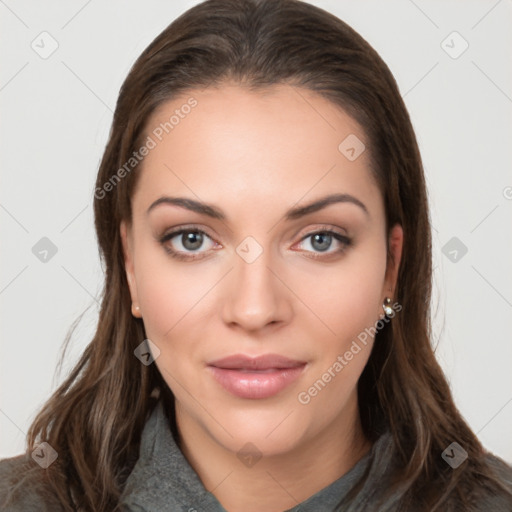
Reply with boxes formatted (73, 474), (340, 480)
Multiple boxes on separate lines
(160, 225), (216, 240)
(160, 224), (348, 237)
(159, 225), (350, 248)
(295, 224), (349, 239)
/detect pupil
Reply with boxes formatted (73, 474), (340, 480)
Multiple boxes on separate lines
(183, 232), (203, 250)
(312, 233), (331, 252)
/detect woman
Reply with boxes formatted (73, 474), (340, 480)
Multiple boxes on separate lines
(1, 0), (511, 510)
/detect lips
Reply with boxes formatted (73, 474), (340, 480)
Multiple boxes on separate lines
(207, 354), (307, 399)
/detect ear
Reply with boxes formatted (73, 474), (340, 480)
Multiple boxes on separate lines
(120, 220), (142, 318)
(383, 223), (403, 298)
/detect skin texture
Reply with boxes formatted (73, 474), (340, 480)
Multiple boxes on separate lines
(121, 84), (403, 512)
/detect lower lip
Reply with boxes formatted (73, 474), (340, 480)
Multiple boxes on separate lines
(207, 365), (306, 399)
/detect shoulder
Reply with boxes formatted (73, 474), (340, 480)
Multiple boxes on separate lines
(475, 453), (512, 509)
(0, 454), (64, 512)
(457, 452), (512, 512)
(484, 452), (512, 483)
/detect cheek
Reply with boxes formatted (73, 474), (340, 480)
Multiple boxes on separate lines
(295, 239), (387, 408)
(134, 248), (209, 335)
(296, 252), (387, 418)
(135, 259), (203, 392)
(300, 245), (387, 340)
(133, 248), (219, 390)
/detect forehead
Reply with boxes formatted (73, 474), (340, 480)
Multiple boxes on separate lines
(132, 84), (382, 222)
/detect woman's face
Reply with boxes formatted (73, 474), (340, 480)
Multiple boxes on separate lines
(121, 84), (402, 457)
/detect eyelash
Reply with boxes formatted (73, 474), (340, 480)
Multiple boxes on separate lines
(158, 225), (352, 261)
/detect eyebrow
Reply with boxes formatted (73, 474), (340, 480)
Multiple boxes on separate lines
(146, 193), (368, 220)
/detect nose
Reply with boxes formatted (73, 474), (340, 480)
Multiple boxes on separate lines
(221, 245), (293, 333)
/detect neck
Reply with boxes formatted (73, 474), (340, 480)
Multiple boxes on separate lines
(176, 395), (372, 512)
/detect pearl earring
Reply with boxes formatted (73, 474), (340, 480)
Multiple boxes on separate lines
(382, 297), (393, 316)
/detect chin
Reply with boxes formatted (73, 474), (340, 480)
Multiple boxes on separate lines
(207, 407), (311, 456)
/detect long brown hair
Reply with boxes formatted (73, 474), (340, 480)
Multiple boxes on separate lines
(6, 0), (510, 510)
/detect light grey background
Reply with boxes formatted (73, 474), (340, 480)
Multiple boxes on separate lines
(1, 0), (511, 462)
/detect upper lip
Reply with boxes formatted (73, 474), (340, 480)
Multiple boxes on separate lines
(208, 354), (306, 370)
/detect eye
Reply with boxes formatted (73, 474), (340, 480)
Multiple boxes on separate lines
(159, 228), (218, 260)
(158, 226), (351, 261)
(295, 229), (352, 258)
